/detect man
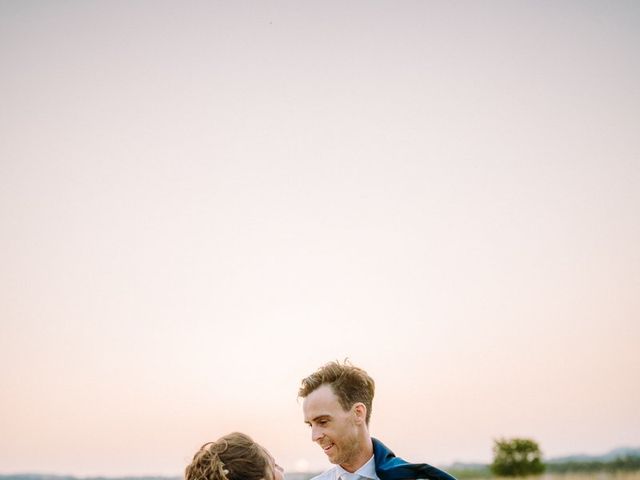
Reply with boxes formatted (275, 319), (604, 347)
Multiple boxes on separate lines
(299, 361), (456, 480)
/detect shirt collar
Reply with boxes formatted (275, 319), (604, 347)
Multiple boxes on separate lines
(337, 454), (378, 480)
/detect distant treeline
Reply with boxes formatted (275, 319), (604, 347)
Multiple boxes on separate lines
(546, 455), (640, 474)
(446, 465), (493, 480)
(447, 454), (640, 479)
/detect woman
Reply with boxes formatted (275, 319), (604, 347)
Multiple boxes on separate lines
(185, 432), (284, 480)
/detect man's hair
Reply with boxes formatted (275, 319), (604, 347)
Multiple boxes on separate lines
(298, 360), (375, 425)
(185, 432), (268, 480)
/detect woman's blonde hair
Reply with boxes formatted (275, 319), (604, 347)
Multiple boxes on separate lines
(185, 432), (269, 480)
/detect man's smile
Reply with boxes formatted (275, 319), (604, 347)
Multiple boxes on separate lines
(322, 443), (335, 454)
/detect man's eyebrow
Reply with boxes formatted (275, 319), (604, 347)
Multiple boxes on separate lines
(305, 414), (331, 425)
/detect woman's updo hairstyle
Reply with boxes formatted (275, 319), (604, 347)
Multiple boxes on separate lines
(185, 432), (269, 480)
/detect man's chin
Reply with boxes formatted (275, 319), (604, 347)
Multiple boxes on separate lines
(326, 451), (341, 465)
(327, 454), (339, 465)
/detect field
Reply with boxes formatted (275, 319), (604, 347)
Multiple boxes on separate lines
(490, 474), (640, 480)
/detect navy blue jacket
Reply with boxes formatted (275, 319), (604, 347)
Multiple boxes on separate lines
(372, 438), (457, 480)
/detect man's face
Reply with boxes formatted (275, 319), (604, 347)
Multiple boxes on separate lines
(303, 384), (362, 469)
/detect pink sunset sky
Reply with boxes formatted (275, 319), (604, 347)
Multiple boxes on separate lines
(1, 1), (638, 477)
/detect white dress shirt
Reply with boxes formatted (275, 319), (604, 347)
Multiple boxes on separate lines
(312, 455), (380, 480)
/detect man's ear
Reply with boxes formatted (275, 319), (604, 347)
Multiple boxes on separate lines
(353, 402), (367, 425)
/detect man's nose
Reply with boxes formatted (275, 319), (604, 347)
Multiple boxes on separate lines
(311, 425), (323, 442)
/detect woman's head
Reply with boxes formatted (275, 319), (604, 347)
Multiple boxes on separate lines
(185, 432), (283, 480)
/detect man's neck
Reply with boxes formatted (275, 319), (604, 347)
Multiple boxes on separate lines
(340, 437), (374, 473)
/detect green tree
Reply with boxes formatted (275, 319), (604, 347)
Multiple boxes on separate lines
(491, 438), (545, 477)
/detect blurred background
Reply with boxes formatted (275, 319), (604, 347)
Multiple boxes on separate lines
(1, 1), (638, 477)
